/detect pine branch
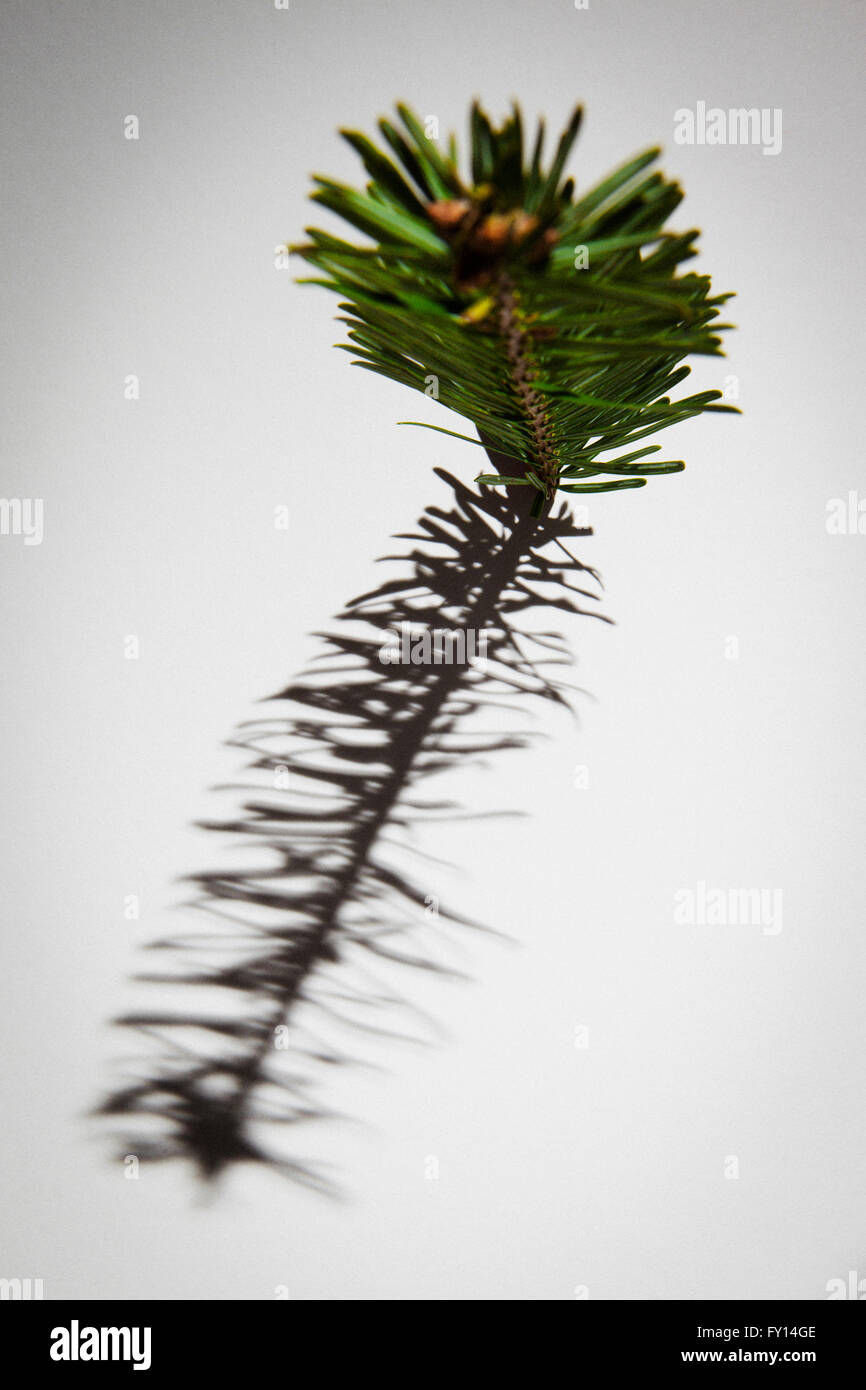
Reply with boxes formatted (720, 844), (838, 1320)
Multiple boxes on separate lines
(99, 101), (735, 1189)
(294, 100), (737, 507)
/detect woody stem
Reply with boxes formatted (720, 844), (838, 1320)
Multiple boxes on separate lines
(493, 268), (560, 510)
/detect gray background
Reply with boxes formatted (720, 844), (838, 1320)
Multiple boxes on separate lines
(1, 0), (864, 1299)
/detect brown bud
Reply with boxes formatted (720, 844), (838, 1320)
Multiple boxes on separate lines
(525, 227), (560, 263)
(426, 199), (472, 235)
(467, 212), (513, 255)
(510, 211), (540, 244)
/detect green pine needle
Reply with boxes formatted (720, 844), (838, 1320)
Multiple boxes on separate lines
(290, 101), (737, 503)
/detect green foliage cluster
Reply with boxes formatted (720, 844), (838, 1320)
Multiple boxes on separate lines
(292, 101), (736, 510)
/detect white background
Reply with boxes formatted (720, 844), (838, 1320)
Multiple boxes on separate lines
(1, 0), (864, 1298)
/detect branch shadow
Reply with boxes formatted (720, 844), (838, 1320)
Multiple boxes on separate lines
(96, 470), (609, 1190)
